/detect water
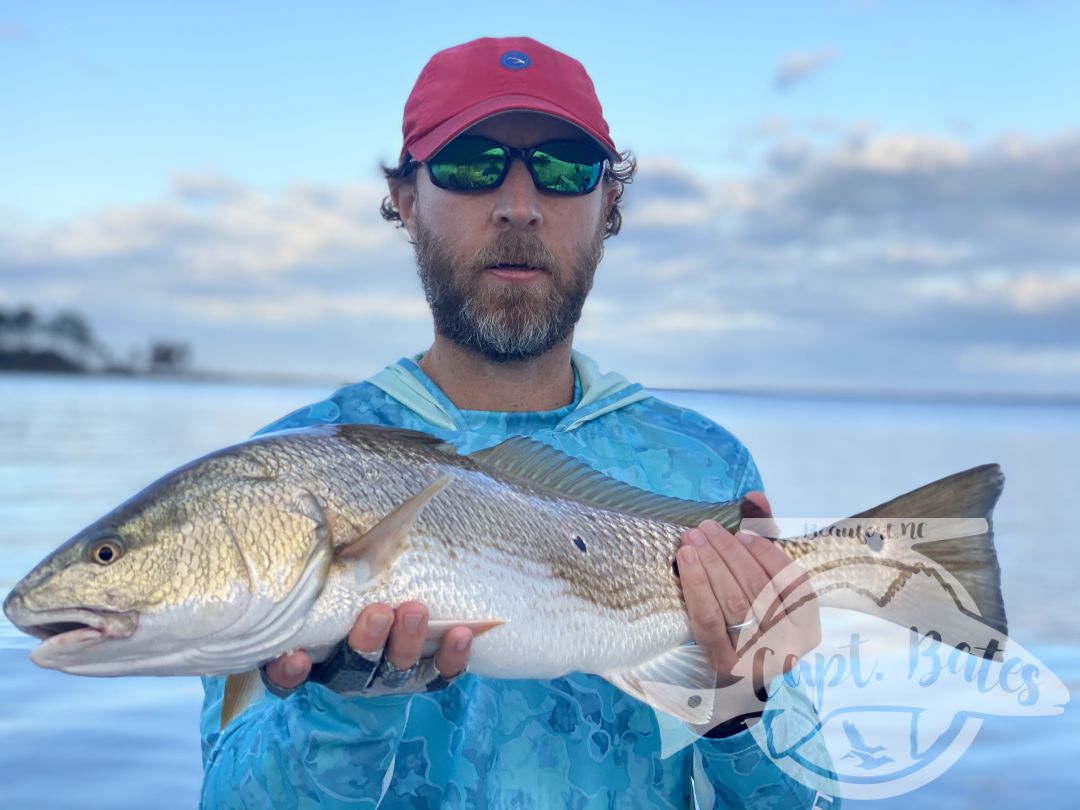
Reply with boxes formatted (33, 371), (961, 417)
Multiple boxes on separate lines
(0, 374), (1076, 807)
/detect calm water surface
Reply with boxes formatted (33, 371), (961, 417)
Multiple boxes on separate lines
(1, 375), (1076, 808)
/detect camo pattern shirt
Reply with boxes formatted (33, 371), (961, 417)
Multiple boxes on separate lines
(199, 358), (834, 809)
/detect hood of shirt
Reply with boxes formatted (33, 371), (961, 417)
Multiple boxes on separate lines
(367, 351), (652, 434)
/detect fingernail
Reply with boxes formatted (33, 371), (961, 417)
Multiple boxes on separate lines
(403, 613), (423, 633)
(700, 519), (720, 534)
(367, 612), (391, 635)
(454, 636), (471, 652)
(736, 531), (755, 545)
(283, 660), (306, 678)
(686, 529), (706, 547)
(679, 546), (698, 564)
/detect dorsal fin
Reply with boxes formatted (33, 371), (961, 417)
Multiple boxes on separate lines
(330, 424), (459, 456)
(471, 437), (741, 528)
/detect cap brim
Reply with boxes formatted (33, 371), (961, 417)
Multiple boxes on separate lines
(404, 94), (620, 163)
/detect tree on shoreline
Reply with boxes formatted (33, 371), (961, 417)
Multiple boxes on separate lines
(0, 307), (38, 352)
(45, 311), (94, 363)
(0, 305), (191, 374)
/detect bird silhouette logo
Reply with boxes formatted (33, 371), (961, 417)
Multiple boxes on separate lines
(840, 721), (894, 770)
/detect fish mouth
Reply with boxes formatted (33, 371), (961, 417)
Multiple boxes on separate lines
(9, 607), (139, 648)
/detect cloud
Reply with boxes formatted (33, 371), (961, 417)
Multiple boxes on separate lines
(908, 270), (1080, 313)
(68, 54), (111, 81)
(6, 172), (398, 275)
(957, 344), (1080, 376)
(2, 126), (1078, 394)
(774, 48), (837, 91)
(587, 126), (1080, 391)
(0, 174), (427, 378)
(739, 129), (1080, 271)
(0, 21), (30, 43)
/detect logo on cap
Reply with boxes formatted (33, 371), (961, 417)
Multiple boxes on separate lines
(499, 50), (530, 70)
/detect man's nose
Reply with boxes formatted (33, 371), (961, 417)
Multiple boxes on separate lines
(491, 160), (543, 229)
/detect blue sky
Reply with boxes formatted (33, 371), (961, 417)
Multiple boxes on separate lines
(2, 0), (1078, 394)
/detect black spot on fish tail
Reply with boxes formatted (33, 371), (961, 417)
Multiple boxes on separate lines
(865, 531), (885, 552)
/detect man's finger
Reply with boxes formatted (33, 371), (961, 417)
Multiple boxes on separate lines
(434, 626), (473, 678)
(346, 604), (395, 654)
(739, 491), (779, 539)
(384, 601), (428, 670)
(264, 649), (312, 690)
(740, 491), (772, 519)
(698, 520), (774, 618)
(676, 543), (738, 668)
(687, 525), (763, 632)
(740, 532), (822, 641)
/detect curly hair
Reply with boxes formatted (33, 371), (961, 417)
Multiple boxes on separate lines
(379, 151), (637, 239)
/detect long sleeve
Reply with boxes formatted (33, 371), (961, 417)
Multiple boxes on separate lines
(199, 678), (412, 809)
(691, 681), (837, 808)
(195, 364), (839, 807)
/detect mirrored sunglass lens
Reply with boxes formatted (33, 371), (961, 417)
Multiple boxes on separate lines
(429, 139), (507, 189)
(530, 142), (604, 193)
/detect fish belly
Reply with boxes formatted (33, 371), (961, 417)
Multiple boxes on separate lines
(300, 542), (691, 680)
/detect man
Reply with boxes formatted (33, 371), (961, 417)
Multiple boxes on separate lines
(200, 36), (831, 808)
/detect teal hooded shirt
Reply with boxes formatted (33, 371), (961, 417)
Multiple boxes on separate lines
(199, 352), (832, 808)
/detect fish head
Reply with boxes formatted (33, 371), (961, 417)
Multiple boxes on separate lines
(4, 441), (331, 676)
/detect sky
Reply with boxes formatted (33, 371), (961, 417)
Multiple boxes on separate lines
(1, 0), (1078, 395)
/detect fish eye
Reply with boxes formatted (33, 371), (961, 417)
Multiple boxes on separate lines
(89, 538), (123, 565)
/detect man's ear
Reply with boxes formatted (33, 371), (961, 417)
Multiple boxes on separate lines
(603, 180), (620, 222)
(389, 177), (419, 240)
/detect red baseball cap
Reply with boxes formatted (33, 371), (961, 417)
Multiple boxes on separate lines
(401, 36), (619, 164)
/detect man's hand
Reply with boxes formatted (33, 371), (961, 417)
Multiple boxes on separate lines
(264, 601), (474, 693)
(676, 492), (821, 730)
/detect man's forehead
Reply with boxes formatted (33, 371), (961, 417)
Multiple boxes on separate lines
(462, 111), (593, 146)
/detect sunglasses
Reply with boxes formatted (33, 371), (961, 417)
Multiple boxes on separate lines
(419, 135), (607, 196)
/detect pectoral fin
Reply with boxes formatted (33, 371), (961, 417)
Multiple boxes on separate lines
(221, 669), (264, 730)
(334, 474), (455, 570)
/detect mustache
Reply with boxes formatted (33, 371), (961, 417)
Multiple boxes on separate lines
(469, 232), (560, 272)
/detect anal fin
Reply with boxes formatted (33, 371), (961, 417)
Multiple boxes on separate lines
(602, 644), (717, 725)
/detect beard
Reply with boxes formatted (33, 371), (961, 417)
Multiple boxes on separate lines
(414, 217), (605, 363)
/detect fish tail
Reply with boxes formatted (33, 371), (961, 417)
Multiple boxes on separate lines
(851, 463), (1006, 637)
(775, 464), (1008, 659)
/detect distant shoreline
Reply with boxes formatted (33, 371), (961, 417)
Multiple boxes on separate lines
(0, 361), (345, 390)
(659, 383), (1080, 409)
(3, 365), (1077, 409)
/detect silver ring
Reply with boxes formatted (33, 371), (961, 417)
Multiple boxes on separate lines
(377, 656), (420, 688)
(726, 616), (758, 633)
